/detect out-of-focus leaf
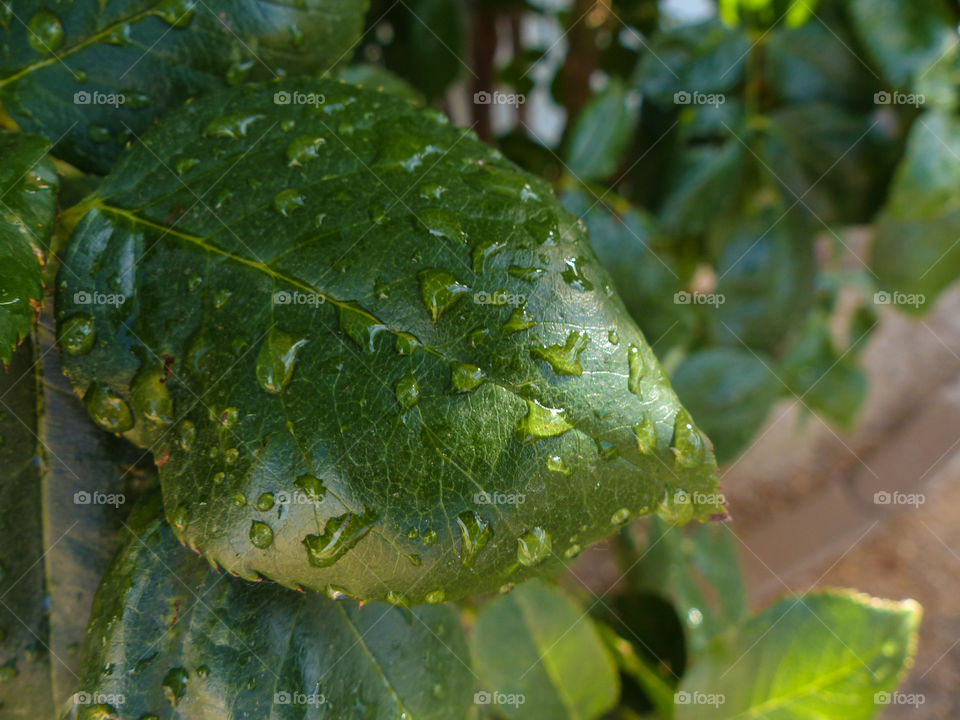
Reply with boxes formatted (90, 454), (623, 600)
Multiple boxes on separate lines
(671, 348), (780, 465)
(848, 0), (956, 89)
(339, 63), (423, 102)
(561, 189), (693, 352)
(708, 206), (815, 353)
(0, 133), (58, 366)
(0, 0), (368, 174)
(57, 79), (722, 604)
(565, 80), (638, 182)
(75, 496), (474, 720)
(872, 111), (960, 310)
(781, 315), (868, 428)
(472, 580), (620, 720)
(676, 591), (921, 719)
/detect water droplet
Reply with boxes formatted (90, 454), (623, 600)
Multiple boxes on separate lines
(499, 583), (515, 594)
(26, 11), (63, 53)
(196, 665), (210, 679)
(561, 257), (594, 291)
(295, 474), (326, 502)
(395, 372), (420, 410)
(124, 91), (151, 109)
(272, 188), (305, 216)
(406, 527), (419, 540)
(102, 23), (131, 46)
(633, 416), (657, 455)
(256, 493), (275, 511)
(303, 510), (378, 567)
(530, 330), (589, 376)
(658, 487), (694, 526)
(395, 332), (421, 355)
(84, 383), (133, 433)
(610, 508), (631, 525)
(608, 330), (620, 345)
(502, 307), (535, 335)
(89, 125), (111, 143)
(419, 183), (445, 200)
(153, 0), (195, 27)
(256, 328), (307, 394)
(170, 505), (189, 531)
(232, 493), (246, 507)
(386, 590), (408, 606)
(471, 239), (506, 273)
(326, 584), (352, 600)
(130, 366), (174, 433)
(418, 208), (466, 243)
(226, 59), (254, 85)
(286, 135), (325, 166)
(547, 455), (570, 474)
(73, 69), (87, 82)
(132, 653), (158, 674)
(339, 304), (387, 352)
(507, 265), (545, 282)
(174, 156), (200, 176)
(425, 589), (446, 604)
(408, 554), (421, 567)
(456, 510), (492, 568)
(162, 666), (189, 707)
(422, 529), (437, 545)
(517, 526), (552, 567)
(671, 409), (706, 468)
(218, 406), (239, 429)
(450, 363), (486, 393)
(688, 608), (703, 627)
(203, 112), (265, 139)
(564, 543), (582, 559)
(597, 439), (619, 461)
(514, 399), (573, 443)
(281, 118), (296, 132)
(417, 269), (470, 322)
(223, 447), (239, 464)
(59, 314), (95, 355)
(627, 345), (645, 396)
(249, 521), (274, 549)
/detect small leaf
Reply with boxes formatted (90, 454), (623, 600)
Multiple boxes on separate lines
(472, 580), (620, 720)
(565, 79), (638, 182)
(676, 590), (921, 719)
(76, 497), (474, 720)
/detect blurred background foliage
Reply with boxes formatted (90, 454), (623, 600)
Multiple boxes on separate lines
(354, 0), (960, 464)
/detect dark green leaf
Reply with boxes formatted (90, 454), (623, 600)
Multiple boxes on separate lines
(75, 496), (473, 720)
(564, 79), (638, 182)
(671, 348), (780, 465)
(0, 133), (58, 366)
(676, 590), (921, 719)
(56, 79), (721, 604)
(472, 580), (620, 720)
(872, 111), (960, 310)
(0, 0), (368, 174)
(340, 63), (423, 103)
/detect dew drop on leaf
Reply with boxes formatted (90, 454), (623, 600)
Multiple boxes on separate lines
(59, 314), (95, 355)
(633, 416), (657, 455)
(514, 399), (573, 443)
(203, 112), (265, 139)
(130, 366), (173, 426)
(471, 239), (507, 273)
(418, 208), (466, 243)
(84, 383), (133, 433)
(547, 455), (570, 474)
(517, 526), (552, 567)
(249, 521), (274, 549)
(170, 505), (190, 531)
(339, 304), (387, 352)
(225, 59), (254, 85)
(449, 362), (486, 393)
(395, 372), (420, 410)
(530, 330), (589, 376)
(178, 421), (195, 451)
(610, 508), (631, 526)
(303, 510), (378, 567)
(286, 136), (325, 167)
(162, 666), (189, 707)
(417, 269), (471, 322)
(456, 510), (492, 568)
(256, 328), (308, 394)
(502, 306), (535, 335)
(256, 493), (275, 511)
(627, 344), (645, 396)
(26, 11), (63, 53)
(425, 589), (446, 604)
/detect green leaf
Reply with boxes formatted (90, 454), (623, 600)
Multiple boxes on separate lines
(471, 580), (620, 720)
(340, 63), (423, 103)
(0, 132), (58, 366)
(76, 496), (474, 720)
(671, 348), (780, 465)
(676, 590), (921, 719)
(872, 111), (960, 311)
(56, 79), (721, 604)
(564, 79), (638, 182)
(0, 0), (369, 174)
(848, 0), (956, 89)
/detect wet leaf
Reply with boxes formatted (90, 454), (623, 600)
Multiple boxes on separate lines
(56, 78), (721, 604)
